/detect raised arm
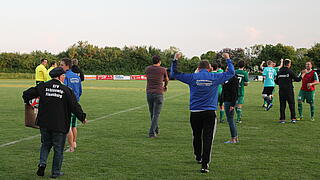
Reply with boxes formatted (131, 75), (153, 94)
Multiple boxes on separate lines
(212, 53), (235, 85)
(170, 52), (193, 84)
(260, 61), (265, 71)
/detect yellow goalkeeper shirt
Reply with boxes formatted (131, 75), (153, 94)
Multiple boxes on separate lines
(35, 64), (48, 81)
(46, 66), (55, 80)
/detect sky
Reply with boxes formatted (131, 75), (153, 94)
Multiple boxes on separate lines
(0, 0), (319, 57)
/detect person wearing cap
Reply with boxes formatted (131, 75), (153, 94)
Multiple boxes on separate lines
(35, 58), (48, 84)
(22, 67), (87, 178)
(60, 58), (82, 152)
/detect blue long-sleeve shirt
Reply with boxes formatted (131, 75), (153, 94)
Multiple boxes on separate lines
(170, 59), (235, 111)
(64, 70), (82, 102)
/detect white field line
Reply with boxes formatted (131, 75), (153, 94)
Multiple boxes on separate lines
(0, 93), (186, 148)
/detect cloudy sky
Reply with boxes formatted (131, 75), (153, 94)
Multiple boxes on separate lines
(0, 0), (319, 57)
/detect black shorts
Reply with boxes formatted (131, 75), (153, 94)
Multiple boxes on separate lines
(262, 87), (274, 96)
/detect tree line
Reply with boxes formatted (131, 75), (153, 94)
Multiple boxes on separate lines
(0, 41), (319, 75)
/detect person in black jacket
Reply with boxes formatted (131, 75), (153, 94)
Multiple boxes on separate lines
(275, 59), (304, 123)
(71, 59), (85, 81)
(22, 67), (87, 178)
(222, 72), (239, 143)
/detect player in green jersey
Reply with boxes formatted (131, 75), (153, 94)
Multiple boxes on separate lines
(297, 62), (319, 121)
(211, 62), (225, 122)
(235, 60), (249, 123)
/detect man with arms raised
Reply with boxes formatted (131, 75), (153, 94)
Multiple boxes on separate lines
(262, 60), (277, 111)
(170, 53), (234, 173)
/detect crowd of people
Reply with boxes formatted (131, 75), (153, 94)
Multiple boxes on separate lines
(23, 54), (318, 177)
(146, 53), (319, 173)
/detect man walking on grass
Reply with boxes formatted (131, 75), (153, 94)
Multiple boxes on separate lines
(235, 60), (249, 123)
(170, 52), (234, 173)
(60, 58), (83, 152)
(145, 55), (169, 138)
(23, 67), (87, 178)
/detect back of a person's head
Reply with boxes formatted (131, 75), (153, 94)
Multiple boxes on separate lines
(50, 61), (56, 67)
(238, 60), (245, 68)
(72, 59), (79, 66)
(61, 58), (72, 67)
(199, 60), (210, 69)
(212, 62), (218, 70)
(152, 56), (161, 64)
(267, 60), (273, 66)
(284, 59), (291, 67)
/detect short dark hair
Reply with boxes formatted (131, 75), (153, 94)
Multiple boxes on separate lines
(212, 62), (218, 70)
(50, 61), (56, 67)
(61, 58), (72, 67)
(152, 56), (161, 64)
(238, 60), (245, 68)
(72, 59), (79, 66)
(267, 60), (273, 65)
(284, 59), (291, 66)
(199, 60), (210, 69)
(41, 58), (47, 63)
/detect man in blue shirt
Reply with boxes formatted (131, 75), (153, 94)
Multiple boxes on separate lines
(170, 53), (234, 173)
(60, 58), (82, 152)
(262, 60), (277, 111)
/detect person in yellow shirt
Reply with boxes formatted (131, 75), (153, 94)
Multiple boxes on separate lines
(35, 59), (48, 84)
(46, 61), (58, 81)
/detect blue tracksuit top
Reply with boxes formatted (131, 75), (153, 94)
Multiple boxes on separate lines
(64, 69), (82, 102)
(170, 59), (235, 111)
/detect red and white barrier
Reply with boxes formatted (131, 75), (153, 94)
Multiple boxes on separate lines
(85, 75), (147, 80)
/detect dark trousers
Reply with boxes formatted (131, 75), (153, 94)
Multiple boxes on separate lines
(279, 89), (296, 120)
(39, 128), (67, 175)
(224, 102), (237, 138)
(147, 93), (163, 136)
(190, 110), (217, 164)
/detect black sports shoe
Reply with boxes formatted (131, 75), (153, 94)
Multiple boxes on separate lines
(195, 156), (202, 164)
(200, 163), (209, 173)
(36, 164), (46, 176)
(50, 172), (64, 178)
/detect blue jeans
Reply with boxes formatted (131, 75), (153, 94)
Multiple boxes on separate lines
(224, 102), (238, 138)
(147, 93), (163, 136)
(39, 128), (67, 175)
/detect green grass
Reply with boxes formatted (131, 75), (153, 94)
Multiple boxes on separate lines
(0, 79), (319, 180)
(0, 73), (35, 79)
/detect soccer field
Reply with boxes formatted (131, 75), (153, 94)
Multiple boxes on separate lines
(0, 79), (319, 180)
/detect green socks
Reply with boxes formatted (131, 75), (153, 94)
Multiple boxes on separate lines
(236, 107), (242, 121)
(298, 102), (303, 118)
(310, 103), (315, 118)
(219, 110), (225, 121)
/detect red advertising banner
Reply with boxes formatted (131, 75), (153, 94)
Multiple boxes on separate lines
(96, 75), (114, 80)
(130, 75), (147, 80)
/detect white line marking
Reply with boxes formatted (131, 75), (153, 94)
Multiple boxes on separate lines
(0, 93), (186, 148)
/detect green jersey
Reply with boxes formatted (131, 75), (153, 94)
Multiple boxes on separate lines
(274, 67), (280, 73)
(235, 69), (249, 96)
(211, 69), (224, 94)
